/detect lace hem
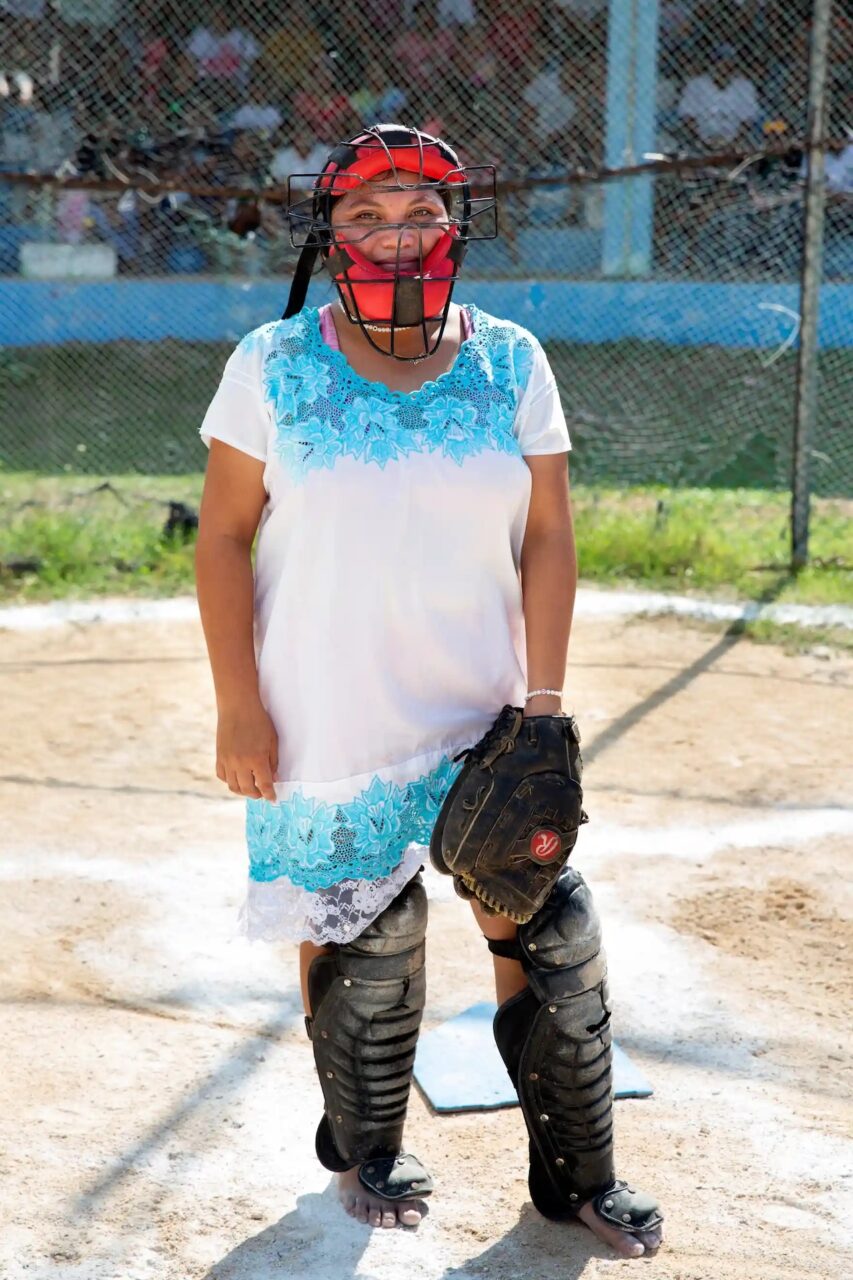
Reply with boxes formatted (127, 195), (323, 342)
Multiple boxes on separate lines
(238, 842), (428, 945)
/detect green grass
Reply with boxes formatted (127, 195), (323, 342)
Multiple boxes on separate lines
(571, 486), (852, 606)
(1, 477), (850, 625)
(2, 339), (852, 497)
(1, 335), (850, 649)
(0, 474), (204, 601)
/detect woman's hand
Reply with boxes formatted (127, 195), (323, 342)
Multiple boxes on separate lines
(215, 698), (280, 801)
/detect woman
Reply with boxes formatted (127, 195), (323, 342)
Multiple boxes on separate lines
(195, 124), (662, 1257)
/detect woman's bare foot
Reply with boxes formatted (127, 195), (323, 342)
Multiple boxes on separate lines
(336, 1165), (425, 1229)
(577, 1198), (664, 1258)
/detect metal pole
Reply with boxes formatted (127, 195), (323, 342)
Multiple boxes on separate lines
(791, 0), (833, 569)
(602, 0), (661, 278)
(603, 0), (632, 276)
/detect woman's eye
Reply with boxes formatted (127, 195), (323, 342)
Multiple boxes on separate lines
(351, 208), (441, 220)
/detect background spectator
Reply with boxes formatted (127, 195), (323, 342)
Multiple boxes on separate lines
(523, 59), (577, 150)
(826, 143), (853, 196)
(390, 4), (458, 109)
(0, 0), (846, 281)
(269, 124), (329, 188)
(229, 71), (283, 134)
(484, 0), (544, 94)
(437, 0), (477, 29)
(677, 43), (761, 148)
(159, 53), (207, 127)
(291, 55), (358, 146)
(256, 0), (325, 105)
(186, 9), (259, 96)
(349, 60), (407, 125)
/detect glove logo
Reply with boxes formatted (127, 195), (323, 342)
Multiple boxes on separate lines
(529, 828), (562, 862)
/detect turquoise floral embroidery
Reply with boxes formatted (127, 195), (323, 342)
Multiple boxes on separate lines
(246, 753), (465, 891)
(265, 351), (332, 405)
(275, 414), (344, 472)
(263, 351), (332, 422)
(406, 753), (461, 820)
(267, 381), (301, 422)
(241, 305), (532, 483)
(244, 804), (282, 882)
(347, 775), (405, 853)
(421, 395), (479, 463)
(237, 322), (278, 356)
(279, 789), (338, 868)
(484, 399), (516, 450)
(511, 337), (536, 387)
(341, 396), (403, 467)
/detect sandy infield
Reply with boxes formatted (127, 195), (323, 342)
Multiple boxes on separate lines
(1, 607), (851, 1279)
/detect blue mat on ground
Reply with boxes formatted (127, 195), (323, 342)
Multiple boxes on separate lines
(414, 1001), (652, 1112)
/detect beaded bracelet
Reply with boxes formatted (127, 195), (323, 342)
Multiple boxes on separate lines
(525, 688), (563, 702)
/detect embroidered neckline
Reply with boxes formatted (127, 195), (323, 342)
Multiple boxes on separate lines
(306, 302), (484, 401)
(259, 304), (533, 480)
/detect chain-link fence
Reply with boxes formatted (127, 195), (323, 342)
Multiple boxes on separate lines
(0, 1), (851, 552)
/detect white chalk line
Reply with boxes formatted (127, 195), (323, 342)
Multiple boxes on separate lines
(3, 808), (853, 889)
(6, 809), (853, 1268)
(0, 587), (851, 632)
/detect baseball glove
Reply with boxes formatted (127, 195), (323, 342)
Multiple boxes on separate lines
(429, 704), (588, 923)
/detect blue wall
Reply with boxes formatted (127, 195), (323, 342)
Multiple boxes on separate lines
(2, 278), (851, 349)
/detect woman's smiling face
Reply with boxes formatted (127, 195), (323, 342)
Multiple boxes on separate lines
(330, 169), (450, 273)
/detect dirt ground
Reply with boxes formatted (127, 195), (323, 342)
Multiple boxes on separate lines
(1, 605), (852, 1280)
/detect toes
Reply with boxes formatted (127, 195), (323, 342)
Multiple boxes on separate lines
(606, 1232), (645, 1259)
(398, 1204), (423, 1227)
(610, 1231), (645, 1258)
(368, 1207), (382, 1228)
(355, 1198), (369, 1225)
(577, 1202), (645, 1258)
(381, 1210), (397, 1228)
(637, 1227), (663, 1252)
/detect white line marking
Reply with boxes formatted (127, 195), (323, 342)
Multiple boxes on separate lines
(1, 587), (851, 633)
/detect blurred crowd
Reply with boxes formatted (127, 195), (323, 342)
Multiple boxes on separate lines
(0, 0), (851, 275)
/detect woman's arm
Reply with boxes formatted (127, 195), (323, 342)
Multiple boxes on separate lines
(195, 439), (280, 801)
(519, 453), (577, 719)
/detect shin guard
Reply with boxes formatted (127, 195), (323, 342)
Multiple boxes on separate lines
(491, 866), (660, 1232)
(304, 872), (433, 1200)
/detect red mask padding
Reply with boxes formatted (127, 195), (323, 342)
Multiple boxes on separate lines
(328, 231), (459, 324)
(319, 139), (467, 325)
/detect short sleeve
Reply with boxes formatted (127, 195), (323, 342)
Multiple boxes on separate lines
(513, 337), (571, 456)
(198, 337), (270, 463)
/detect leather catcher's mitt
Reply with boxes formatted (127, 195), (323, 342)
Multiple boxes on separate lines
(430, 704), (588, 923)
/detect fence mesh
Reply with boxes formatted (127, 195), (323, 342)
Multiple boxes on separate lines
(0, 0), (851, 524)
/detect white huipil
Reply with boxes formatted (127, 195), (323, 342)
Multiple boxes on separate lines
(199, 302), (571, 945)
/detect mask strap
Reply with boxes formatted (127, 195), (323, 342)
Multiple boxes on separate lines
(282, 232), (322, 319)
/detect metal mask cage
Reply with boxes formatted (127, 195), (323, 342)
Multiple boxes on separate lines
(286, 165), (499, 252)
(282, 128), (497, 360)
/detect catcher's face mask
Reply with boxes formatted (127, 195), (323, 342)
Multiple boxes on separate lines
(283, 123), (498, 361)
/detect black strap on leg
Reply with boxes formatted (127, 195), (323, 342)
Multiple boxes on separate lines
(486, 937), (524, 961)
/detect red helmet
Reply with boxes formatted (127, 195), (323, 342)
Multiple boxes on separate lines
(283, 123), (496, 361)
